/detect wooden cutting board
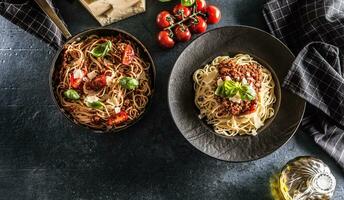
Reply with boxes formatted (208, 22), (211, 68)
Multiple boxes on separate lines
(79, 0), (146, 26)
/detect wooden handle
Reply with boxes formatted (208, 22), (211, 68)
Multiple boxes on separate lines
(34, 0), (72, 39)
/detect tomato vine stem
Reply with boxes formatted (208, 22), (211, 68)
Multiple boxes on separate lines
(164, 11), (206, 32)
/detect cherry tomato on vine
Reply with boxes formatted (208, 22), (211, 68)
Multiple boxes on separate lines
(174, 25), (192, 42)
(157, 30), (175, 48)
(196, 0), (207, 12)
(206, 5), (221, 24)
(173, 3), (191, 20)
(190, 16), (207, 33)
(156, 11), (174, 29)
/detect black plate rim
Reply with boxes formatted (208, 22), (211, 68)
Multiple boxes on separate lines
(167, 25), (306, 162)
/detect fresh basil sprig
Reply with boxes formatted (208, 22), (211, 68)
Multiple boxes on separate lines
(215, 80), (256, 101)
(90, 40), (112, 57)
(120, 77), (139, 90)
(63, 89), (80, 100)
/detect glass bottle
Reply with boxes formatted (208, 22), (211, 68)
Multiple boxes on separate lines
(272, 156), (336, 200)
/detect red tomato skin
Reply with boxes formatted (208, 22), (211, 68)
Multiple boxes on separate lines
(90, 74), (107, 91)
(190, 16), (207, 33)
(70, 75), (81, 89)
(206, 5), (221, 24)
(69, 68), (87, 89)
(173, 3), (191, 20)
(157, 31), (175, 48)
(107, 111), (129, 126)
(243, 100), (258, 115)
(122, 44), (135, 65)
(196, 0), (207, 12)
(156, 11), (174, 29)
(174, 25), (192, 42)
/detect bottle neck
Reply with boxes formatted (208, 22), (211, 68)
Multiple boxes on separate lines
(310, 173), (336, 194)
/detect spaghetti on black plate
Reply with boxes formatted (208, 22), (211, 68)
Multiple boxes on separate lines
(193, 54), (276, 136)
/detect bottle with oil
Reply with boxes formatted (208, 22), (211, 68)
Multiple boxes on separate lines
(271, 156), (336, 200)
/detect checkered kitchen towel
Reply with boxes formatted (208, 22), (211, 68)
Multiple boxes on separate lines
(263, 0), (344, 168)
(0, 0), (65, 49)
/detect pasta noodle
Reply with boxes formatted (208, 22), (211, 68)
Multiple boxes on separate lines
(193, 54), (276, 136)
(55, 35), (152, 130)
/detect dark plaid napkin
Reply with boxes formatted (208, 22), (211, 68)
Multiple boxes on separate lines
(0, 0), (65, 49)
(263, 0), (344, 168)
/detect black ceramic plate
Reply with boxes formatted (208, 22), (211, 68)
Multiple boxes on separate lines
(168, 26), (306, 162)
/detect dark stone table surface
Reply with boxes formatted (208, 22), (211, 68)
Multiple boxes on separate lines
(0, 0), (343, 199)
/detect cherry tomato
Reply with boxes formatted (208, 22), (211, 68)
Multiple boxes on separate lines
(90, 74), (107, 91)
(70, 75), (82, 89)
(107, 111), (129, 126)
(196, 0), (207, 12)
(174, 25), (192, 42)
(156, 11), (174, 29)
(244, 100), (257, 114)
(157, 30), (175, 48)
(206, 5), (221, 24)
(122, 44), (134, 65)
(173, 3), (191, 20)
(190, 16), (207, 33)
(69, 68), (87, 89)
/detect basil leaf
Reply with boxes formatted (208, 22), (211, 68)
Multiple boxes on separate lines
(63, 89), (80, 100)
(229, 87), (238, 97)
(215, 80), (256, 101)
(216, 80), (238, 98)
(88, 101), (103, 109)
(240, 85), (256, 101)
(181, 0), (195, 6)
(120, 77), (139, 90)
(215, 86), (221, 96)
(90, 41), (112, 57)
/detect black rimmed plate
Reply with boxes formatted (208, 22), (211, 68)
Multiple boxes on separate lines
(168, 26), (306, 162)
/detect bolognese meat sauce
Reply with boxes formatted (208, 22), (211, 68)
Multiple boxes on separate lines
(217, 60), (262, 116)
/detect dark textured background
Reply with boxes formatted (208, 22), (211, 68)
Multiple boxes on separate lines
(0, 0), (343, 199)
